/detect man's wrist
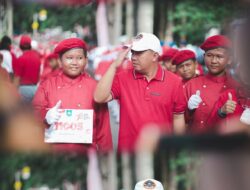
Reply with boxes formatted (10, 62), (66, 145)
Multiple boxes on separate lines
(111, 60), (120, 69)
(218, 108), (227, 118)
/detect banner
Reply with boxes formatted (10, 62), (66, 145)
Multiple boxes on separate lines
(45, 109), (93, 144)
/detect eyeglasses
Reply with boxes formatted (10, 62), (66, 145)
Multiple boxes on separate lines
(204, 53), (226, 61)
(64, 57), (84, 64)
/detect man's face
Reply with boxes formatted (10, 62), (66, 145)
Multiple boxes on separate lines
(60, 48), (87, 78)
(176, 59), (197, 80)
(131, 50), (158, 73)
(163, 60), (176, 73)
(204, 48), (231, 76)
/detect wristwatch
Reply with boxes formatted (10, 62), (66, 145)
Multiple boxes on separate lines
(218, 108), (227, 118)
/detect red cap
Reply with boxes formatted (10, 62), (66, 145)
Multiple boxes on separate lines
(160, 47), (179, 61)
(172, 50), (196, 65)
(200, 35), (232, 51)
(54, 38), (87, 55)
(20, 35), (31, 47)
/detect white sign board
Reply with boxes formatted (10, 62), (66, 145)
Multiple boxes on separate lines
(45, 109), (93, 144)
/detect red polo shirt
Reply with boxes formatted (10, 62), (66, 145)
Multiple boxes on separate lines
(111, 65), (186, 152)
(15, 50), (41, 85)
(32, 72), (113, 154)
(185, 73), (238, 133)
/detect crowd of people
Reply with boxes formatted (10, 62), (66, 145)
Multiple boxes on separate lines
(1, 30), (250, 190)
(0, 30), (250, 156)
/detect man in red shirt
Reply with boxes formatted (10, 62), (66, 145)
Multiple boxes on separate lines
(172, 49), (198, 85)
(185, 35), (238, 133)
(94, 33), (186, 152)
(32, 38), (112, 154)
(14, 35), (41, 102)
(207, 62), (250, 132)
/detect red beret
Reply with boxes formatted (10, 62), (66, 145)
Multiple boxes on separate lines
(172, 50), (196, 65)
(200, 35), (232, 51)
(20, 35), (31, 47)
(160, 47), (179, 61)
(54, 38), (87, 55)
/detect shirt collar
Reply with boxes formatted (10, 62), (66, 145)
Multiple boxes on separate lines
(61, 72), (85, 84)
(182, 74), (199, 83)
(206, 72), (228, 83)
(133, 64), (165, 81)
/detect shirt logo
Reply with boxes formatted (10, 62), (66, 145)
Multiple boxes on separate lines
(134, 33), (143, 41)
(150, 92), (161, 96)
(143, 180), (156, 189)
(66, 110), (72, 117)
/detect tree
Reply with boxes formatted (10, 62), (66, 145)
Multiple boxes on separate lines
(0, 153), (88, 189)
(171, 0), (241, 45)
(13, 2), (97, 43)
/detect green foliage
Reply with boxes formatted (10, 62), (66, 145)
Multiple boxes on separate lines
(0, 153), (88, 189)
(13, 3), (40, 34)
(171, 0), (241, 45)
(169, 151), (198, 190)
(13, 2), (96, 35)
(40, 5), (95, 32)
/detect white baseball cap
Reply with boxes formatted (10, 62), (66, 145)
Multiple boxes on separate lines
(131, 33), (162, 54)
(134, 179), (164, 190)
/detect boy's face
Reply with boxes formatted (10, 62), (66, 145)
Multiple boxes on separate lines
(176, 59), (197, 80)
(60, 48), (87, 78)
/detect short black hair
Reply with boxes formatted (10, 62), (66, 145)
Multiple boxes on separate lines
(20, 44), (32, 50)
(0, 35), (11, 50)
